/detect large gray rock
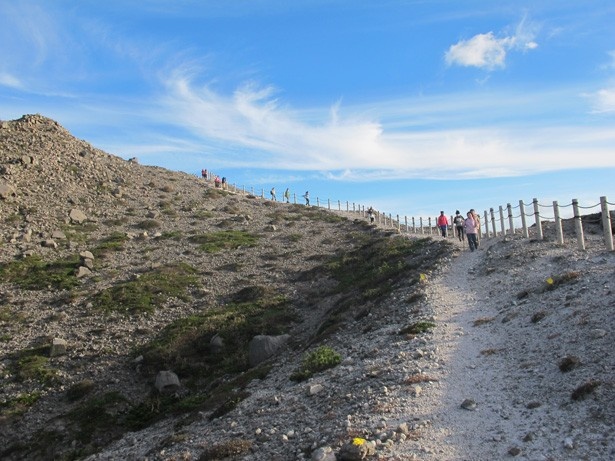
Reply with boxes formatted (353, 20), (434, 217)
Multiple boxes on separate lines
(155, 370), (180, 394)
(69, 208), (87, 224)
(50, 338), (68, 357)
(248, 334), (290, 367)
(0, 182), (16, 200)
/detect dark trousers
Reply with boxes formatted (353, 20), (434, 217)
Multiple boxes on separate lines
(467, 233), (478, 251)
(456, 226), (464, 241)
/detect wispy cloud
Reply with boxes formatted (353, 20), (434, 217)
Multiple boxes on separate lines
(148, 70), (615, 179)
(0, 73), (23, 90)
(444, 17), (538, 70)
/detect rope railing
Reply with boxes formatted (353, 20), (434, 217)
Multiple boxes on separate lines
(197, 172), (613, 252)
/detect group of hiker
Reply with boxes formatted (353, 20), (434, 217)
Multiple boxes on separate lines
(200, 168), (480, 251)
(438, 209), (482, 251)
(201, 169), (228, 190)
(269, 187), (310, 206)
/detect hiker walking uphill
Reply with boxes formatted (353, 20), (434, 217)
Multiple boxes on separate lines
(464, 211), (479, 251)
(470, 209), (480, 246)
(284, 188), (290, 203)
(453, 210), (465, 241)
(270, 187), (276, 201)
(367, 206), (375, 223)
(437, 211), (449, 238)
(303, 191), (310, 206)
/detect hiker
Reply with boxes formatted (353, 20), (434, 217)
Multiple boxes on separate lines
(303, 191), (310, 206)
(201, 169), (208, 180)
(270, 187), (276, 201)
(284, 188), (290, 203)
(464, 211), (479, 251)
(221, 177), (227, 190)
(437, 211), (449, 238)
(453, 210), (465, 241)
(367, 206), (375, 223)
(470, 208), (481, 247)
(214, 175), (221, 188)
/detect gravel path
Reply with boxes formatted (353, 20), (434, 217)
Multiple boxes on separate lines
(389, 236), (614, 461)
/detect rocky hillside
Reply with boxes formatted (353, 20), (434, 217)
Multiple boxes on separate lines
(0, 115), (451, 460)
(1, 115), (613, 461)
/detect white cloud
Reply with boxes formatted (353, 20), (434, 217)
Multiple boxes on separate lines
(587, 88), (615, 113)
(445, 17), (538, 70)
(445, 32), (511, 70)
(0, 72), (23, 89)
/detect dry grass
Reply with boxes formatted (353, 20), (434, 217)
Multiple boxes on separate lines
(473, 317), (495, 326)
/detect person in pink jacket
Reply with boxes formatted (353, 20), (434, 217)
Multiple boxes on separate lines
(437, 211), (449, 238)
(464, 211), (478, 251)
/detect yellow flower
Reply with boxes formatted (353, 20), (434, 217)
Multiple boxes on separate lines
(546, 277), (554, 285)
(352, 437), (366, 446)
(419, 273), (427, 283)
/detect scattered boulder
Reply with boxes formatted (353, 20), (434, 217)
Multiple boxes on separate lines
(69, 208), (87, 224)
(50, 338), (68, 357)
(42, 239), (58, 249)
(155, 370), (180, 394)
(0, 182), (16, 200)
(248, 334), (290, 367)
(75, 266), (91, 278)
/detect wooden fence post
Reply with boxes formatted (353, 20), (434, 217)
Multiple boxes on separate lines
(533, 198), (543, 240)
(420, 217), (423, 234)
(490, 208), (497, 237)
(507, 204), (514, 235)
(427, 217), (432, 234)
(499, 206), (505, 236)
(553, 201), (564, 245)
(261, 189), (264, 199)
(483, 210), (490, 238)
(346, 201), (349, 212)
(396, 214), (401, 231)
(327, 199), (331, 210)
(572, 199), (585, 250)
(405, 216), (409, 232)
(601, 196), (614, 251)
(412, 217), (416, 233)
(519, 200), (528, 238)
(338, 200), (341, 211)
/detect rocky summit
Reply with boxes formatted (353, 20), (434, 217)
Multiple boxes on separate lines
(0, 114), (613, 461)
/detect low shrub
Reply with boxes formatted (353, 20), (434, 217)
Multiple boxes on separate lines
(290, 346), (341, 382)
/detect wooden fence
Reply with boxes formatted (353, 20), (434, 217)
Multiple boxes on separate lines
(198, 173), (614, 252)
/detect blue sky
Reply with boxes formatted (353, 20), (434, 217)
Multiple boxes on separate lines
(1, 0), (614, 221)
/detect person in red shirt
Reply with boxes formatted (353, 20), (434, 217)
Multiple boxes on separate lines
(437, 211), (449, 238)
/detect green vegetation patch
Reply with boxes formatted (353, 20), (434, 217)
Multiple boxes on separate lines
(90, 262), (198, 314)
(399, 321), (436, 336)
(188, 230), (259, 253)
(0, 392), (41, 419)
(136, 219), (162, 230)
(327, 236), (432, 295)
(312, 235), (448, 340)
(10, 347), (59, 386)
(138, 293), (292, 377)
(0, 255), (80, 291)
(92, 231), (130, 258)
(290, 346), (341, 382)
(66, 391), (129, 444)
